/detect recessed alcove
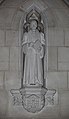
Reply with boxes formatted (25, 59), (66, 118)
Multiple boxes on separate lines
(0, 0), (69, 119)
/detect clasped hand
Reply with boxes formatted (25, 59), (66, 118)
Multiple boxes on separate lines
(29, 40), (42, 52)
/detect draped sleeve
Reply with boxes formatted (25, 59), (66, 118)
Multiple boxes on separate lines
(40, 32), (45, 45)
(22, 33), (28, 46)
(22, 33), (28, 54)
(39, 32), (45, 58)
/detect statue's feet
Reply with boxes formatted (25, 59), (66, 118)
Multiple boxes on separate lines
(29, 83), (43, 88)
(23, 83), (43, 88)
(30, 83), (39, 87)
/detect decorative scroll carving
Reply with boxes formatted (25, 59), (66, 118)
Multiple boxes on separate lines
(45, 90), (56, 105)
(10, 89), (22, 106)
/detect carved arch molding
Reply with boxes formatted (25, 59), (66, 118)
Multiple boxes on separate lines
(10, 3), (56, 113)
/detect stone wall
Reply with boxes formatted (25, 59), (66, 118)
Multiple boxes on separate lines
(0, 0), (69, 119)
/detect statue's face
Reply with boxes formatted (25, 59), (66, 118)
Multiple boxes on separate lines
(30, 20), (37, 30)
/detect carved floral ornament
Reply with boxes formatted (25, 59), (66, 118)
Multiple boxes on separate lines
(10, 4), (56, 113)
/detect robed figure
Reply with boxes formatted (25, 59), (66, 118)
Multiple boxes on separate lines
(22, 20), (45, 86)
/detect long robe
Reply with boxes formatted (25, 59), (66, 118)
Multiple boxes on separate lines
(22, 30), (45, 86)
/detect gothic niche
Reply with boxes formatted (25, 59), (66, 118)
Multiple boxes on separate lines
(10, 9), (56, 113)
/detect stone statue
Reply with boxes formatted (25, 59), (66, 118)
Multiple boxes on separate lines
(22, 19), (45, 86)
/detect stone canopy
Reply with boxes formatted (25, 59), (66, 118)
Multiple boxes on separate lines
(0, 0), (69, 30)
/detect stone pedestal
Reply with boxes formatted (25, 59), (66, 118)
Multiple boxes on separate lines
(10, 87), (56, 113)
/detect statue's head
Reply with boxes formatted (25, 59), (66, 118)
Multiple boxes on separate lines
(30, 20), (38, 30)
(23, 10), (44, 33)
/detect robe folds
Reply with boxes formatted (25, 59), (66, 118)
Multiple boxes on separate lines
(22, 30), (45, 86)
